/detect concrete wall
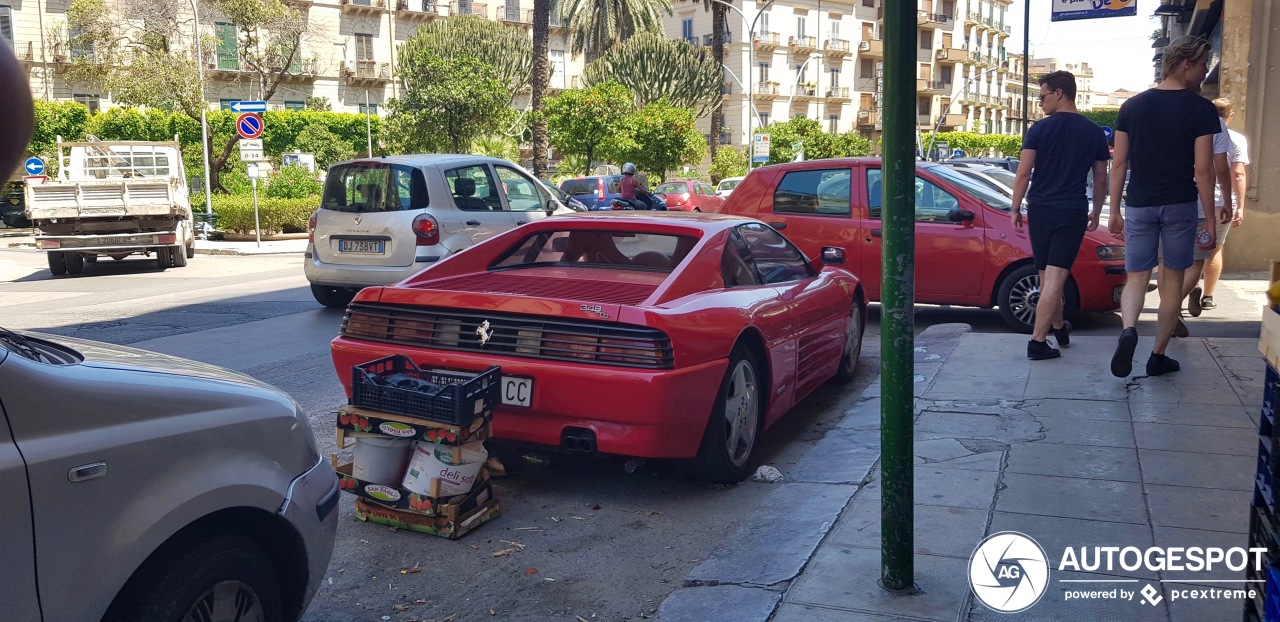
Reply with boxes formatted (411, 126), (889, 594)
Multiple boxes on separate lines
(1223, 0), (1277, 272)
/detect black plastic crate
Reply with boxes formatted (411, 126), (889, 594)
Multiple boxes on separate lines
(351, 355), (500, 426)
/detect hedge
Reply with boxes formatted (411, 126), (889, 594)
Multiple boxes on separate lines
(192, 195), (316, 235)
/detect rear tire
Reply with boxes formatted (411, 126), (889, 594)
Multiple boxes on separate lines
(693, 343), (762, 484)
(832, 298), (865, 384)
(171, 245), (188, 267)
(155, 247), (170, 271)
(102, 534), (283, 622)
(47, 252), (67, 276)
(185, 241), (195, 259)
(65, 252), (85, 275)
(85, 254), (98, 263)
(997, 264), (1081, 333)
(311, 284), (357, 308)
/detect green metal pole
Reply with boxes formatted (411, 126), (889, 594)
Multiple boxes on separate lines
(880, 0), (916, 594)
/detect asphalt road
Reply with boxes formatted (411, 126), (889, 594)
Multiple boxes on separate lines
(0, 243), (1266, 621)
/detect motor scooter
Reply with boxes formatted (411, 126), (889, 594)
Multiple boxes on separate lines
(609, 193), (668, 211)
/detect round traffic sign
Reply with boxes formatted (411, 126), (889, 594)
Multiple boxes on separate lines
(23, 157), (45, 176)
(1102, 126), (1114, 140)
(237, 113), (264, 140)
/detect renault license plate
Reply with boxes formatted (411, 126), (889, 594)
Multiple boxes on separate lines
(339, 239), (384, 254)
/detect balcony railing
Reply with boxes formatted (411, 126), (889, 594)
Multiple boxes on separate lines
(341, 0), (386, 15)
(966, 11), (982, 25)
(397, 0), (440, 17)
(918, 11), (953, 27)
(455, 1), (487, 16)
(857, 77), (881, 92)
(498, 6), (533, 24)
(15, 41), (34, 66)
(789, 35), (818, 52)
(857, 110), (878, 126)
(918, 79), (949, 93)
(793, 84), (818, 100)
(826, 86), (850, 100)
(754, 82), (780, 96)
(916, 114), (932, 127)
(859, 37), (883, 58)
(343, 60), (392, 84)
(824, 38), (851, 56)
(754, 32), (780, 49)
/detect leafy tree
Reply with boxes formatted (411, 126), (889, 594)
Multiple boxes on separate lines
(400, 16), (534, 102)
(693, 0), (727, 157)
(838, 132), (874, 157)
(1080, 110), (1118, 132)
(293, 123), (355, 171)
(582, 33), (722, 118)
(305, 97), (332, 112)
(920, 131), (1023, 158)
(544, 81), (635, 175)
(471, 134), (521, 162)
(613, 100), (705, 181)
(387, 52), (513, 154)
(708, 145), (747, 183)
(29, 101), (91, 160)
(559, 0), (672, 59)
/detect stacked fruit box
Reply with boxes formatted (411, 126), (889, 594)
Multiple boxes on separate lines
(332, 355), (502, 539)
(1246, 316), (1280, 621)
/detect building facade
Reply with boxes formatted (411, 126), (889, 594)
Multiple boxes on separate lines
(1028, 57), (1095, 110)
(0, 0), (586, 116)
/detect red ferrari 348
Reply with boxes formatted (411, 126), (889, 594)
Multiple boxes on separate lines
(330, 213), (866, 483)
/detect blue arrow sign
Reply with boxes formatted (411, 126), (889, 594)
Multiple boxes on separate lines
(1102, 126), (1114, 140)
(229, 100), (267, 113)
(23, 157), (45, 176)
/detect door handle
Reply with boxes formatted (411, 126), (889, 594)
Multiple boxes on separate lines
(769, 222), (787, 230)
(466, 220), (481, 226)
(870, 229), (882, 237)
(69, 462), (107, 482)
(515, 220), (529, 225)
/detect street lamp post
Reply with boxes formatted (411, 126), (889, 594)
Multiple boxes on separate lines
(189, 0), (214, 219)
(710, 0), (780, 169)
(722, 63), (763, 144)
(926, 65), (1000, 160)
(785, 52), (823, 110)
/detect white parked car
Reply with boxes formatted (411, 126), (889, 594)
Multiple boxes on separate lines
(716, 176), (745, 197)
(305, 155), (568, 307)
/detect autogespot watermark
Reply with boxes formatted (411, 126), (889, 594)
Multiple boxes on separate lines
(968, 533), (1267, 612)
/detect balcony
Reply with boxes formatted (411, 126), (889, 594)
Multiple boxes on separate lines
(997, 23), (1011, 37)
(549, 75), (581, 93)
(856, 76), (881, 93)
(916, 114), (933, 129)
(397, 0), (440, 19)
(278, 58), (320, 83)
(15, 41), (34, 69)
(917, 79), (949, 94)
(823, 38), (852, 58)
(342, 60), (392, 86)
(703, 33), (731, 46)
(454, 1), (487, 16)
(721, 81), (735, 95)
(754, 32), (781, 51)
(936, 46), (967, 63)
(753, 81), (781, 98)
(918, 11), (954, 27)
(549, 11), (565, 28)
(960, 90), (980, 105)
(857, 110), (878, 127)
(966, 11), (982, 26)
(498, 6), (532, 26)
(793, 84), (818, 101)
(941, 113), (966, 129)
(826, 86), (851, 101)
(789, 35), (818, 54)
(341, 0), (386, 16)
(859, 37), (883, 59)
(202, 51), (244, 80)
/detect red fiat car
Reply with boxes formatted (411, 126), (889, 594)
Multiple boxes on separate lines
(720, 158), (1127, 332)
(331, 213), (866, 483)
(655, 179), (727, 213)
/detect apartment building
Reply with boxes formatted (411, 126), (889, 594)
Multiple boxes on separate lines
(0, 0), (585, 116)
(1028, 57), (1095, 110)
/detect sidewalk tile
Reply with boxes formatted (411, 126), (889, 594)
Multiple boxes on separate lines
(997, 474), (1148, 524)
(916, 411), (1043, 445)
(828, 501), (989, 559)
(859, 468), (999, 511)
(1020, 399), (1131, 422)
(1145, 484), (1250, 533)
(987, 512), (1158, 579)
(1165, 588), (1250, 622)
(1133, 423), (1257, 456)
(1130, 401), (1256, 428)
(924, 376), (1028, 400)
(1128, 382), (1243, 406)
(784, 547), (969, 622)
(917, 448), (1004, 472)
(655, 585), (780, 622)
(1037, 419), (1136, 449)
(970, 570), (1167, 622)
(1153, 526), (1248, 585)
(1007, 444), (1141, 482)
(1138, 450), (1255, 491)
(769, 603), (918, 622)
(1025, 372), (1130, 401)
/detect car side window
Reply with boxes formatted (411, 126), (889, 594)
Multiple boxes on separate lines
(495, 166), (545, 212)
(736, 222), (814, 284)
(443, 165), (504, 212)
(865, 169), (960, 222)
(721, 230), (763, 287)
(773, 168), (852, 217)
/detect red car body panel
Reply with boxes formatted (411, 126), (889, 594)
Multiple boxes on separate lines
(657, 180), (727, 213)
(723, 158), (1126, 312)
(329, 213), (864, 460)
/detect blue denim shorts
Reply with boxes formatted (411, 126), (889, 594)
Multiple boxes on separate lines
(1125, 201), (1198, 271)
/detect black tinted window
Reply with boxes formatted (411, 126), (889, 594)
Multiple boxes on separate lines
(866, 169), (961, 222)
(722, 231), (762, 287)
(322, 162), (427, 213)
(772, 169), (852, 217)
(491, 230), (698, 272)
(561, 178), (600, 196)
(736, 222), (813, 284)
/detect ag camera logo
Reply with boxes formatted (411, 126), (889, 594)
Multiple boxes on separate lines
(969, 532), (1050, 613)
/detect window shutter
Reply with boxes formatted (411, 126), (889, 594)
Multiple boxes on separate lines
(0, 6), (13, 46)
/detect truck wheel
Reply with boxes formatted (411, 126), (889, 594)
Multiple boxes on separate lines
(65, 253), (85, 275)
(85, 254), (98, 263)
(155, 247), (170, 271)
(172, 245), (188, 267)
(185, 241), (195, 259)
(47, 252), (67, 276)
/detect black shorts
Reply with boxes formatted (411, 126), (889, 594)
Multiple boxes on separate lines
(1027, 206), (1087, 271)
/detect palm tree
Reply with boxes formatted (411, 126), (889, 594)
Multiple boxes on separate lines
(531, 0), (551, 178)
(696, 0), (727, 157)
(558, 0), (673, 61)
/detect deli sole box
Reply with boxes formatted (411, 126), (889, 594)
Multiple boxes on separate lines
(335, 460), (495, 516)
(355, 497), (501, 539)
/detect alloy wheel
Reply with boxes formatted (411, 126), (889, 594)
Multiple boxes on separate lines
(723, 360), (759, 467)
(181, 580), (266, 622)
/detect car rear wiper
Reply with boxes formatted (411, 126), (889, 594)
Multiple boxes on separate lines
(0, 326), (43, 361)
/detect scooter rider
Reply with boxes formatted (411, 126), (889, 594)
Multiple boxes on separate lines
(618, 163), (654, 210)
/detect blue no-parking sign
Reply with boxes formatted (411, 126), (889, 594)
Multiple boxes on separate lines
(237, 113), (264, 140)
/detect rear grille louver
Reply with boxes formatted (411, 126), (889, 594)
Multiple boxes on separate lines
(341, 303), (675, 369)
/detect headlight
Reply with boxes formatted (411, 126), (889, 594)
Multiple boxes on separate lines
(1096, 246), (1126, 261)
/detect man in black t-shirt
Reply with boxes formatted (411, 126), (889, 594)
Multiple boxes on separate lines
(1011, 70), (1111, 361)
(1108, 36), (1223, 378)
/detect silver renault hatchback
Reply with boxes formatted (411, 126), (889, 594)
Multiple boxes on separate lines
(304, 155), (564, 307)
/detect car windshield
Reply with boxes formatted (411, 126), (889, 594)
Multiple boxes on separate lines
(718, 179), (742, 191)
(560, 179), (599, 195)
(490, 229), (699, 273)
(930, 165), (1012, 211)
(322, 162), (426, 213)
(983, 168), (1018, 190)
(655, 183), (687, 195)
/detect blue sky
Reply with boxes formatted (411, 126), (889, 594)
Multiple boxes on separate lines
(1006, 1), (1163, 93)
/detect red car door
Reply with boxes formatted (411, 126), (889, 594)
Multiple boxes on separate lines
(756, 165), (863, 290)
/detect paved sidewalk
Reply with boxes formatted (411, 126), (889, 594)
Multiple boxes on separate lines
(659, 326), (1268, 622)
(3, 233), (308, 256)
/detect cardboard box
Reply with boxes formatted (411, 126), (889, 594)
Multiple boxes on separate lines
(1262, 306), (1280, 372)
(336, 405), (491, 448)
(354, 497), (501, 539)
(402, 441), (488, 497)
(335, 460), (494, 516)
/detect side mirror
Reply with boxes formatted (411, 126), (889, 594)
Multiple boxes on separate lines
(545, 199), (557, 216)
(948, 207), (975, 222)
(820, 247), (846, 265)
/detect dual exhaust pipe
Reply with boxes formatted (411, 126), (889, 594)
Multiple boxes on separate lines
(561, 428), (597, 453)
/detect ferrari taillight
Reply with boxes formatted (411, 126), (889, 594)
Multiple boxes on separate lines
(542, 332), (598, 360)
(412, 214), (440, 246)
(598, 337), (664, 365)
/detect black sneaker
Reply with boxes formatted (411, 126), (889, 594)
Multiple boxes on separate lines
(1111, 327), (1138, 378)
(1174, 318), (1190, 339)
(1028, 339), (1061, 360)
(1201, 296), (1217, 310)
(1146, 353), (1181, 376)
(1053, 321), (1072, 348)
(1188, 286), (1203, 317)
